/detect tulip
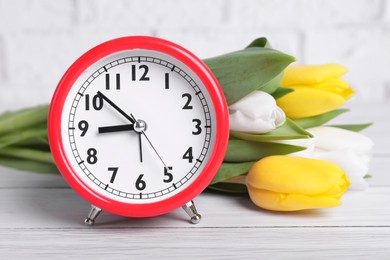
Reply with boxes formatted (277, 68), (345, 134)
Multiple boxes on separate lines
(246, 155), (350, 211)
(276, 64), (354, 119)
(308, 126), (374, 190)
(229, 91), (286, 133)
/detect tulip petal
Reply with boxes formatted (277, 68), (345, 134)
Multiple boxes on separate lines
(229, 91), (286, 133)
(312, 149), (369, 190)
(308, 126), (374, 156)
(248, 188), (342, 211)
(276, 88), (346, 119)
(288, 78), (354, 100)
(313, 78), (354, 100)
(281, 64), (347, 86)
(247, 156), (347, 195)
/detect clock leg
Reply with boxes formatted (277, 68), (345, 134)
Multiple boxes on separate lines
(182, 200), (202, 224)
(84, 205), (102, 226)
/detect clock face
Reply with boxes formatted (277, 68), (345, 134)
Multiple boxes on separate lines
(60, 49), (217, 204)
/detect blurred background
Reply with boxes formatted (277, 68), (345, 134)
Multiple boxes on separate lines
(0, 0), (389, 111)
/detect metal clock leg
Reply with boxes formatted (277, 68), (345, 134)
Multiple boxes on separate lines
(84, 205), (102, 226)
(182, 200), (202, 224)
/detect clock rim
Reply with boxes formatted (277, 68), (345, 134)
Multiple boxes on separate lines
(48, 36), (229, 217)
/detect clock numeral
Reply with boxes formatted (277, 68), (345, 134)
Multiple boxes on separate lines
(85, 94), (103, 111)
(182, 93), (193, 110)
(78, 120), (89, 137)
(164, 166), (173, 183)
(135, 174), (146, 191)
(86, 148), (98, 164)
(132, 64), (150, 81)
(105, 73), (120, 90)
(192, 119), (202, 135)
(182, 147), (193, 163)
(108, 167), (118, 183)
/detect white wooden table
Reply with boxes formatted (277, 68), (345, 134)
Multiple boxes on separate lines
(1, 102), (389, 259)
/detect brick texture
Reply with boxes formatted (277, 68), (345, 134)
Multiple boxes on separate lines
(0, 0), (388, 111)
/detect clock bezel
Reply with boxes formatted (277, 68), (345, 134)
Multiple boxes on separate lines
(48, 36), (229, 217)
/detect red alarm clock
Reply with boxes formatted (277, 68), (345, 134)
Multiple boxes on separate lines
(48, 36), (229, 225)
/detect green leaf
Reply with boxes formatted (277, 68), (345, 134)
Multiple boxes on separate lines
(0, 147), (54, 164)
(293, 109), (349, 129)
(329, 123), (373, 132)
(204, 47), (295, 105)
(0, 128), (48, 149)
(0, 157), (59, 174)
(271, 87), (294, 99)
(13, 136), (49, 147)
(211, 161), (255, 184)
(230, 118), (313, 141)
(246, 37), (272, 49)
(0, 105), (49, 136)
(257, 70), (284, 94)
(244, 38), (287, 95)
(207, 182), (248, 194)
(225, 139), (306, 162)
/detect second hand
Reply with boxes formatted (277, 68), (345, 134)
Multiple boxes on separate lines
(131, 113), (169, 170)
(141, 131), (169, 170)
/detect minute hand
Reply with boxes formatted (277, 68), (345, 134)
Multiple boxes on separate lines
(96, 91), (135, 124)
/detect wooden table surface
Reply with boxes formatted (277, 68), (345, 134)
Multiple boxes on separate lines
(1, 102), (389, 259)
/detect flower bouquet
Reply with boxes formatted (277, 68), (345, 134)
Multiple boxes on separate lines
(0, 37), (373, 211)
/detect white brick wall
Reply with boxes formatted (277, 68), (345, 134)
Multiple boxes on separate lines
(0, 0), (388, 111)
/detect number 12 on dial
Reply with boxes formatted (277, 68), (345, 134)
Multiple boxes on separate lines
(49, 36), (229, 225)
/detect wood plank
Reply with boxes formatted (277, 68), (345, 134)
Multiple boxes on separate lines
(1, 187), (389, 229)
(0, 166), (67, 188)
(0, 227), (389, 259)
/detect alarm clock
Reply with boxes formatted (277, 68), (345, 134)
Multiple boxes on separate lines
(48, 36), (229, 225)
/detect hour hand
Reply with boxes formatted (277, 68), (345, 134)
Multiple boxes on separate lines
(98, 124), (134, 134)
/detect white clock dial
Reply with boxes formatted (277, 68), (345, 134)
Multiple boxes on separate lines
(61, 50), (216, 203)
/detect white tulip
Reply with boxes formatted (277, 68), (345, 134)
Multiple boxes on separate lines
(229, 91), (286, 133)
(308, 126), (374, 190)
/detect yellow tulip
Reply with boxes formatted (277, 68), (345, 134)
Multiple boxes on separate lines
(246, 155), (350, 211)
(277, 64), (354, 119)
